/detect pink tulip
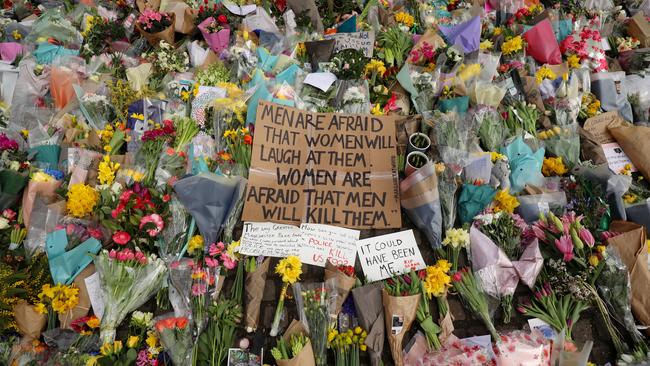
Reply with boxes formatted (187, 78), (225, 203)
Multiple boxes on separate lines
(555, 235), (574, 262)
(531, 225), (546, 241)
(109, 249), (117, 259)
(205, 257), (218, 268)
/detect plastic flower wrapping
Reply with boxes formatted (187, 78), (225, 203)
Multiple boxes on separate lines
(5, 0), (650, 365)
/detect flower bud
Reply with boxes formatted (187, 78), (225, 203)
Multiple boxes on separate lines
(570, 227), (584, 249)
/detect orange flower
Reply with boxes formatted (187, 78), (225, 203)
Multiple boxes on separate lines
(243, 135), (253, 145)
(176, 317), (189, 329)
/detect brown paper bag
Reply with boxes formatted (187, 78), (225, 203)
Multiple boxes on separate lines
(608, 118), (650, 181)
(382, 290), (420, 366)
(606, 221), (650, 335)
(584, 111), (621, 144)
(137, 13), (176, 46)
(323, 261), (356, 316)
(352, 283), (384, 366)
(164, 1), (196, 34)
(277, 319), (316, 366)
(59, 264), (94, 329)
(578, 126), (607, 165)
(244, 258), (270, 332)
(14, 301), (46, 340)
(22, 180), (63, 228)
(629, 12), (650, 48)
(395, 115), (421, 156)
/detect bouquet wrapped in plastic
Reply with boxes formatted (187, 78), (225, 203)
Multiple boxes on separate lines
(154, 314), (192, 366)
(95, 249), (167, 343)
(294, 281), (337, 366)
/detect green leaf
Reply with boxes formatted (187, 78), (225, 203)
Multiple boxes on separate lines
(126, 348), (137, 363)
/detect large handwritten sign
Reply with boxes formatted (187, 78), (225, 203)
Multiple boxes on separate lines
(357, 230), (425, 282)
(325, 31), (375, 57)
(242, 101), (401, 229)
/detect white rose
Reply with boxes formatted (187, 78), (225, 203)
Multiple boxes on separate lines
(0, 217), (9, 230)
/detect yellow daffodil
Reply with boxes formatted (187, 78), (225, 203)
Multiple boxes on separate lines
(127, 336), (139, 348)
(66, 184), (99, 218)
(493, 189), (520, 213)
(275, 255), (302, 284)
(394, 12), (415, 28)
(371, 103), (384, 116)
(535, 66), (557, 84)
(187, 235), (205, 256)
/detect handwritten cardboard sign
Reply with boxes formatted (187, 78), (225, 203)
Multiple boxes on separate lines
(325, 31), (375, 57)
(242, 101), (401, 229)
(238, 222), (302, 258)
(356, 230), (425, 282)
(300, 223), (359, 267)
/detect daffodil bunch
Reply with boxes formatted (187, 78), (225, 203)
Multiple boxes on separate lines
(66, 183), (99, 218)
(394, 11), (415, 30)
(492, 189), (520, 213)
(328, 326), (368, 366)
(35, 283), (79, 330)
(542, 156), (569, 177)
(538, 126), (581, 169)
(364, 59), (386, 86)
(94, 339), (139, 366)
(98, 155), (121, 185)
(535, 66), (557, 84)
(441, 228), (470, 271)
(579, 92), (601, 120)
(270, 256), (302, 337)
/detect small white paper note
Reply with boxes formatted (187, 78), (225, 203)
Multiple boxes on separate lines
(602, 142), (637, 174)
(84, 272), (105, 319)
(304, 72), (337, 92)
(238, 222), (302, 258)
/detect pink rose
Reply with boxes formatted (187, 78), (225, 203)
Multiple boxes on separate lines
(112, 231), (131, 245)
(139, 214), (164, 237)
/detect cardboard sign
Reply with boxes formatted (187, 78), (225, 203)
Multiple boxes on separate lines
(300, 223), (359, 267)
(243, 101), (401, 229)
(356, 230), (425, 282)
(238, 222), (359, 266)
(325, 31), (375, 57)
(238, 222), (302, 258)
(602, 142), (637, 173)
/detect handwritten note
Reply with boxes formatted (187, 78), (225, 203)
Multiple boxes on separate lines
(300, 224), (359, 267)
(325, 31), (375, 57)
(304, 72), (337, 92)
(239, 222), (302, 258)
(603, 142), (637, 173)
(356, 230), (425, 282)
(84, 272), (105, 319)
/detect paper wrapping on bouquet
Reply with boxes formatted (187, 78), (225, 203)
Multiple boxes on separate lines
(382, 290), (420, 366)
(400, 161), (443, 248)
(277, 319), (317, 366)
(438, 16), (481, 53)
(511, 239), (543, 289)
(45, 229), (102, 285)
(286, 0), (323, 33)
(173, 172), (247, 244)
(0, 42), (22, 63)
(198, 17), (231, 54)
(469, 226), (519, 299)
(244, 257), (270, 332)
(592, 76), (633, 122)
(58, 264), (94, 329)
(68, 148), (103, 186)
(136, 0), (161, 12)
(395, 115), (421, 155)
(50, 65), (79, 110)
(352, 283), (385, 366)
(126, 63), (153, 92)
(324, 261), (356, 316)
(162, 0), (196, 34)
(500, 136), (545, 193)
(0, 169), (28, 211)
(458, 184), (496, 224)
(495, 330), (551, 366)
(29, 145), (61, 170)
(33, 43), (79, 65)
(304, 39), (336, 72)
(136, 13), (176, 47)
(21, 179), (62, 228)
(516, 191), (567, 223)
(608, 118), (650, 181)
(628, 11), (650, 47)
(607, 221), (650, 335)
(13, 300), (46, 341)
(523, 19), (562, 65)
(578, 126), (607, 165)
(437, 96), (469, 114)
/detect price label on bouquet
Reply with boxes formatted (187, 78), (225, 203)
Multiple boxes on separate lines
(356, 230), (425, 282)
(243, 101), (401, 229)
(299, 224), (360, 267)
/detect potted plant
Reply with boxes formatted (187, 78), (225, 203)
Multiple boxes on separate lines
(405, 151), (429, 176)
(408, 132), (431, 153)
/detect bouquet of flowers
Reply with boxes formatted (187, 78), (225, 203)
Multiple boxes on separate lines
(137, 120), (176, 185)
(270, 256), (303, 337)
(136, 9), (175, 46)
(538, 125), (581, 169)
(295, 281), (335, 366)
(328, 326), (368, 366)
(243, 256), (269, 332)
(155, 117), (198, 185)
(144, 41), (190, 77)
(451, 268), (499, 341)
(195, 298), (243, 365)
(382, 273), (423, 366)
(271, 319), (315, 366)
(154, 315), (191, 366)
(95, 249), (167, 343)
(504, 100), (539, 137)
(197, 15), (230, 54)
(34, 283), (79, 330)
(223, 126), (252, 177)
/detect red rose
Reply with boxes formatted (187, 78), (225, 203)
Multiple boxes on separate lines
(217, 14), (228, 24)
(162, 194), (171, 202)
(112, 231), (131, 245)
(243, 135), (253, 145)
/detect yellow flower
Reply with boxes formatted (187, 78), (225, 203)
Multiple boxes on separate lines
(596, 245), (607, 253)
(535, 66), (557, 84)
(41, 284), (55, 299)
(394, 12), (415, 28)
(223, 129), (237, 140)
(187, 235), (205, 256)
(100, 342), (113, 356)
(66, 184), (99, 218)
(364, 59), (387, 77)
(227, 240), (241, 260)
(479, 40), (493, 51)
(423, 259), (452, 298)
(493, 189), (520, 213)
(567, 54), (581, 69)
(442, 228), (470, 248)
(20, 129), (29, 138)
(180, 90), (190, 102)
(490, 152), (506, 162)
(542, 157), (569, 177)
(113, 340), (123, 354)
(458, 63), (481, 81)
(12, 30), (21, 40)
(275, 255), (302, 284)
(588, 255), (600, 267)
(31, 171), (53, 182)
(85, 355), (99, 366)
(501, 36), (524, 56)
(295, 42), (306, 58)
(87, 317), (100, 329)
(34, 303), (47, 314)
(623, 193), (638, 204)
(98, 155), (120, 185)
(493, 27), (503, 36)
(371, 103), (384, 116)
(127, 336), (139, 348)
(360, 344), (367, 352)
(146, 332), (158, 348)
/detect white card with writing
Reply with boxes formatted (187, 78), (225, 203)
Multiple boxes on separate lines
(602, 142), (637, 173)
(356, 230), (425, 282)
(325, 31), (375, 57)
(84, 272), (105, 319)
(299, 223), (359, 267)
(238, 222), (301, 258)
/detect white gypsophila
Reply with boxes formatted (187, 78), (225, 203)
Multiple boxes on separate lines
(342, 86), (366, 105)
